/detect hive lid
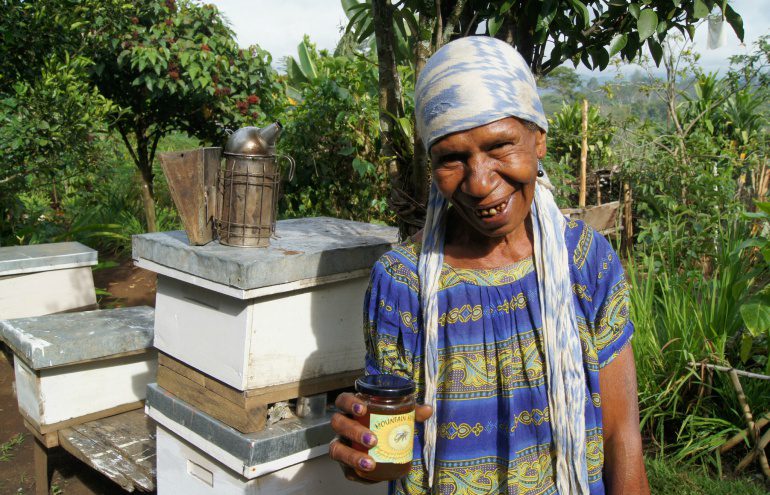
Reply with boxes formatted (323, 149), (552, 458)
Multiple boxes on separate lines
(132, 217), (399, 296)
(145, 383), (335, 478)
(0, 306), (154, 370)
(0, 242), (97, 277)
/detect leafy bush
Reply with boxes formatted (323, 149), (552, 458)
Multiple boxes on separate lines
(278, 43), (393, 224)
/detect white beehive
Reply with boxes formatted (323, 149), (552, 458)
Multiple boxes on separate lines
(0, 306), (156, 432)
(133, 217), (398, 391)
(0, 242), (97, 320)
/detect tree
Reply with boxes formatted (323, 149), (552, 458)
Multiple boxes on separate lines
(343, 0), (745, 235)
(85, 0), (283, 232)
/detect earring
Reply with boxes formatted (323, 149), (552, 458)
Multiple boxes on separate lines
(537, 160), (544, 177)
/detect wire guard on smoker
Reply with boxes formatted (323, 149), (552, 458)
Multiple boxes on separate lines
(216, 123), (294, 247)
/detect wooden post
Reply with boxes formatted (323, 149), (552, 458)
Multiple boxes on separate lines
(596, 174), (602, 205)
(623, 181), (633, 252)
(33, 437), (51, 495)
(579, 98), (589, 208)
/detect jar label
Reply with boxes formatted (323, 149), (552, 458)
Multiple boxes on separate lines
(369, 411), (415, 464)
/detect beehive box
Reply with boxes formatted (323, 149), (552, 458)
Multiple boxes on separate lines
(0, 306), (156, 432)
(148, 384), (385, 494)
(133, 217), (398, 391)
(0, 242), (97, 320)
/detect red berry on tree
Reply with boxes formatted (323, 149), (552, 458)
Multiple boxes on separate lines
(131, 17), (139, 24)
(247, 94), (259, 105)
(201, 44), (211, 52)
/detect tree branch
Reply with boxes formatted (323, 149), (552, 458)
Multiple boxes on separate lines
(117, 125), (140, 167)
(441, 0), (467, 45)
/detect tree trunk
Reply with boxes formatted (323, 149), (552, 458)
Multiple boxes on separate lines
(372, 0), (412, 237)
(579, 99), (589, 208)
(138, 168), (157, 233)
(136, 133), (158, 233)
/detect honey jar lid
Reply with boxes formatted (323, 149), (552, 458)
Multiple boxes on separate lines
(355, 374), (415, 398)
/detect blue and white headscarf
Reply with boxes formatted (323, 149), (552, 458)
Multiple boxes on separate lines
(415, 36), (589, 494)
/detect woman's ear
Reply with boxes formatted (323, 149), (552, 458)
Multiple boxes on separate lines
(536, 130), (547, 159)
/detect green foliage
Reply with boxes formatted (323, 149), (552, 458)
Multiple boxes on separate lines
(89, 0), (283, 144)
(629, 218), (769, 465)
(547, 101), (616, 205)
(279, 44), (393, 224)
(83, 0), (284, 230)
(0, 55), (116, 242)
(644, 456), (769, 495)
(343, 0), (745, 75)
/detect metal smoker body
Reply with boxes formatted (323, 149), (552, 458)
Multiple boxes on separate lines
(217, 122), (292, 247)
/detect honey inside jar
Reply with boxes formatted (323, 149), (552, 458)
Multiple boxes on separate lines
(353, 374), (416, 481)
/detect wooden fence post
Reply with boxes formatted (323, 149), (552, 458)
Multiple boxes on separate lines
(579, 99), (588, 208)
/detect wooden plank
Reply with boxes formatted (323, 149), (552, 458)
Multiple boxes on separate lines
(159, 352), (360, 404)
(58, 410), (155, 492)
(22, 400), (145, 435)
(23, 419), (58, 448)
(157, 364), (267, 433)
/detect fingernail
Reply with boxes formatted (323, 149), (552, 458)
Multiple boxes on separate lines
(353, 404), (364, 415)
(363, 433), (376, 447)
(359, 458), (374, 470)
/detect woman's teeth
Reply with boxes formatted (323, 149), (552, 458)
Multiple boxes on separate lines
(475, 198), (509, 218)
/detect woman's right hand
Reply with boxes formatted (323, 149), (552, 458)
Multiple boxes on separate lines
(329, 392), (379, 482)
(329, 392), (433, 483)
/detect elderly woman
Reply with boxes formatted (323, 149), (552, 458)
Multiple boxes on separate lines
(330, 36), (649, 495)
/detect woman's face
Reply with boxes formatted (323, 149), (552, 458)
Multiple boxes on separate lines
(429, 117), (546, 240)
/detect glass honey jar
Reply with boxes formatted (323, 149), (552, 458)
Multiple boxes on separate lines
(353, 374), (416, 481)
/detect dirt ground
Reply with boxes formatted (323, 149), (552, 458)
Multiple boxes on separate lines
(0, 259), (157, 495)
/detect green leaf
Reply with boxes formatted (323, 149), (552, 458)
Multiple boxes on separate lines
(488, 16), (504, 37)
(609, 34), (628, 57)
(499, 0), (515, 15)
(590, 47), (610, 70)
(629, 3), (641, 19)
(338, 146), (355, 156)
(739, 334), (754, 363)
(352, 157), (374, 177)
(648, 38), (663, 65)
(296, 40), (317, 81)
(724, 4), (744, 41)
(740, 303), (770, 337)
(569, 0), (590, 29)
(756, 201), (770, 215)
(637, 9), (658, 41)
(693, 0), (710, 19)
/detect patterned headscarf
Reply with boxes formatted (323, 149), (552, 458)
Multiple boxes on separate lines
(415, 36), (589, 494)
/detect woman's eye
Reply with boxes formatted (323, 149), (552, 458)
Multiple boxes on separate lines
(491, 142), (514, 152)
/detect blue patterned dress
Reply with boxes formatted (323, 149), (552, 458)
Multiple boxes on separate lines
(363, 219), (633, 495)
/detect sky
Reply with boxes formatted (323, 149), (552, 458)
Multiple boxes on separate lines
(209, 0), (769, 76)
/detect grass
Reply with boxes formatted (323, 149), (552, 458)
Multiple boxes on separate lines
(628, 218), (769, 465)
(0, 433), (25, 462)
(645, 456), (769, 494)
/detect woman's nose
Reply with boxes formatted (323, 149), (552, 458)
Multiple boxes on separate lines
(461, 155), (498, 198)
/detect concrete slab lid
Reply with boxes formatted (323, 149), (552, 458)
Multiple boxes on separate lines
(132, 217), (399, 290)
(0, 242), (98, 277)
(145, 383), (335, 468)
(0, 306), (154, 370)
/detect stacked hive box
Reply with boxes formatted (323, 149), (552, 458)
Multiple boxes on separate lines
(0, 242), (98, 319)
(133, 217), (398, 494)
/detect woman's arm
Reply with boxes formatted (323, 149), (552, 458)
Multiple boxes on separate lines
(599, 345), (650, 495)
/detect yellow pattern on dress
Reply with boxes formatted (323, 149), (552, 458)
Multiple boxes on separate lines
(572, 222), (594, 269)
(438, 422), (485, 440)
(437, 330), (545, 399)
(393, 431), (605, 494)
